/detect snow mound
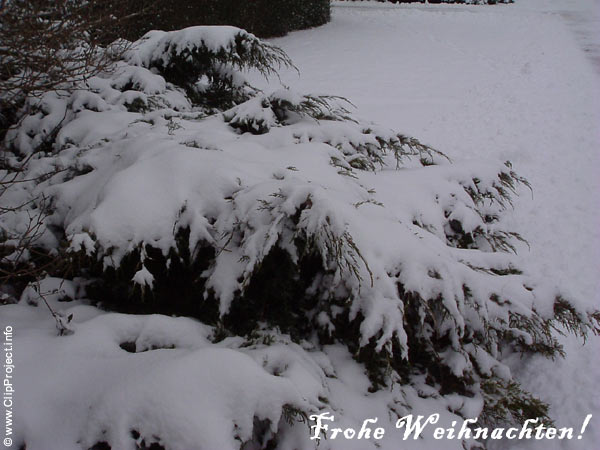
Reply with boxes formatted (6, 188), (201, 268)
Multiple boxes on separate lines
(0, 293), (469, 450)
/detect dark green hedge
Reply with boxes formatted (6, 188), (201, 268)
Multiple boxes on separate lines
(340, 1), (513, 4)
(123, 0), (331, 40)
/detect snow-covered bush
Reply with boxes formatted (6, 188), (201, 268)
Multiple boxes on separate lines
(1, 24), (598, 449)
(0, 0), (151, 128)
(128, 26), (295, 111)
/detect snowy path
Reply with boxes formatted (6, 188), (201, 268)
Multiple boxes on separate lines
(517, 0), (600, 73)
(261, 1), (600, 448)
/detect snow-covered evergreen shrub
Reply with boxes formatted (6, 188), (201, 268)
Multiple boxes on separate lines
(128, 26), (295, 111)
(2, 24), (598, 449)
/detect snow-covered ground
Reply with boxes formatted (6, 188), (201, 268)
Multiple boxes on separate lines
(261, 1), (600, 448)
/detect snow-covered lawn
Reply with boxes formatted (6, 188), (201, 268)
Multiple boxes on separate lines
(263, 1), (600, 447)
